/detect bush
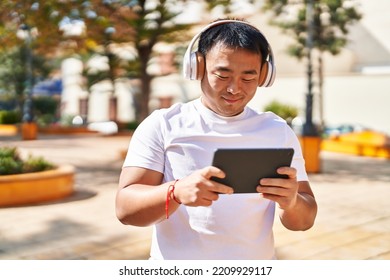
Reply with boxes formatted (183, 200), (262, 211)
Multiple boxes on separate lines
(263, 100), (299, 124)
(0, 157), (23, 175)
(23, 155), (55, 174)
(36, 113), (57, 127)
(33, 96), (59, 115)
(0, 110), (21, 124)
(126, 121), (140, 131)
(33, 97), (60, 126)
(0, 146), (55, 175)
(0, 146), (19, 158)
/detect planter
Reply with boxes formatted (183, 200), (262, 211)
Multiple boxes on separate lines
(0, 124), (18, 136)
(0, 165), (75, 207)
(38, 125), (98, 135)
(299, 136), (322, 173)
(321, 131), (390, 159)
(21, 122), (38, 140)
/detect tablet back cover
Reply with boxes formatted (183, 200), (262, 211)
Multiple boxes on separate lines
(211, 148), (294, 193)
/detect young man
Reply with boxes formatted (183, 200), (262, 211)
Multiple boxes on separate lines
(116, 19), (317, 260)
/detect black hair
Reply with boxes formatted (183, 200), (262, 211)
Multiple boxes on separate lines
(198, 19), (270, 63)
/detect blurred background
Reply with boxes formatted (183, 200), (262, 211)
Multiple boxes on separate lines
(1, 0), (389, 136)
(1, 0), (389, 261)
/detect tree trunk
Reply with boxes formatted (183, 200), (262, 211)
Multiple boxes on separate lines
(318, 53), (325, 133)
(107, 46), (117, 122)
(138, 45), (153, 122)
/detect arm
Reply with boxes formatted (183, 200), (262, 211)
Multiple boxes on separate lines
(278, 180), (317, 231)
(116, 166), (168, 227)
(116, 166), (234, 227)
(257, 167), (317, 231)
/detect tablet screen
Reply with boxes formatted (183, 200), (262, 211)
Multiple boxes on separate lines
(211, 148), (294, 193)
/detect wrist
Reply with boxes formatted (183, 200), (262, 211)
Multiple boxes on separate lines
(165, 179), (181, 219)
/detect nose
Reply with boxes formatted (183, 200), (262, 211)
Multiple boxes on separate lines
(227, 80), (241, 95)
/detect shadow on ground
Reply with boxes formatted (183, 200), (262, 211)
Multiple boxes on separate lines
(311, 153), (390, 183)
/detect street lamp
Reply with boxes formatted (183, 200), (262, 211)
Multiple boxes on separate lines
(17, 23), (39, 140)
(302, 0), (318, 137)
(14, 2), (40, 140)
(300, 0), (321, 173)
(19, 24), (34, 124)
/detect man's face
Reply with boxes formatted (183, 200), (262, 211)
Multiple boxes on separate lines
(200, 43), (262, 117)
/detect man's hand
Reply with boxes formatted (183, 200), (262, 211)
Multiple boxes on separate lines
(174, 166), (234, 207)
(256, 166), (299, 210)
(256, 166), (317, 231)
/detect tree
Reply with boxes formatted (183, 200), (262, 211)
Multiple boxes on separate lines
(58, 0), (244, 122)
(0, 0), (77, 122)
(0, 1), (138, 122)
(0, 1), (77, 55)
(263, 0), (362, 130)
(0, 46), (52, 113)
(1, 0), (253, 123)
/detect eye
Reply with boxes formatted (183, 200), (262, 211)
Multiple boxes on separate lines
(241, 73), (257, 83)
(242, 77), (256, 83)
(215, 74), (228, 80)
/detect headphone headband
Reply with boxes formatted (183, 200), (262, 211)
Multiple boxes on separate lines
(183, 19), (275, 87)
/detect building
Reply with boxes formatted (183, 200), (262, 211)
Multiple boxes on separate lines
(60, 0), (390, 134)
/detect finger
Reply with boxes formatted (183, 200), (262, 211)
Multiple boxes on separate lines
(199, 197), (214, 207)
(201, 191), (220, 201)
(209, 181), (234, 194)
(186, 192), (219, 207)
(277, 166), (297, 179)
(260, 192), (288, 207)
(257, 185), (284, 196)
(200, 166), (226, 179)
(201, 167), (233, 194)
(259, 177), (286, 187)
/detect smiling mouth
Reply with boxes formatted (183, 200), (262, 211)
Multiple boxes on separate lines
(222, 96), (242, 104)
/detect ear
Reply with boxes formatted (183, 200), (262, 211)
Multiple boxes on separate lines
(195, 52), (205, 80)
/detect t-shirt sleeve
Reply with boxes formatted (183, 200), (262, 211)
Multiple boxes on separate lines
(122, 111), (165, 173)
(285, 126), (309, 182)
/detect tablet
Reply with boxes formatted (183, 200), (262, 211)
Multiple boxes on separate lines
(211, 148), (294, 193)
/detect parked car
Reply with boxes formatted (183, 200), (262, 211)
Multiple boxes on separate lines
(324, 123), (367, 138)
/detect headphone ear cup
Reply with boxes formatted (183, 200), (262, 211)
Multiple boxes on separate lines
(258, 62), (269, 87)
(183, 51), (192, 80)
(188, 52), (205, 80)
(195, 52), (205, 80)
(258, 61), (275, 87)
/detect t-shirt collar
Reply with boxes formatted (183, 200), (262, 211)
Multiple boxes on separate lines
(195, 97), (249, 122)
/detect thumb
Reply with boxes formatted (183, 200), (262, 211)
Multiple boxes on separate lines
(201, 166), (226, 179)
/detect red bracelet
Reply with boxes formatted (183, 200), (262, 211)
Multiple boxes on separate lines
(165, 179), (181, 219)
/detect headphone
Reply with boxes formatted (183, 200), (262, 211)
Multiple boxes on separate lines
(183, 19), (276, 87)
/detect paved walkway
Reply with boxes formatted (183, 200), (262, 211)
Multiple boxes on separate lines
(1, 134), (389, 260)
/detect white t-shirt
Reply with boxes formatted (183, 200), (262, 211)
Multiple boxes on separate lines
(123, 98), (308, 259)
